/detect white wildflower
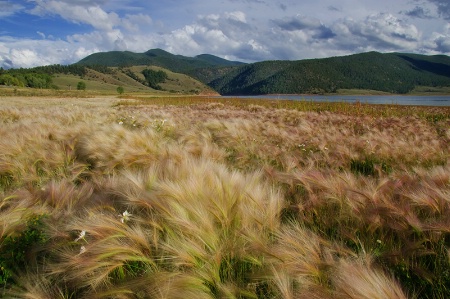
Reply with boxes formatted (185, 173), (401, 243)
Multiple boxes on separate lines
(118, 121), (124, 125)
(74, 230), (86, 242)
(79, 246), (86, 255)
(119, 210), (132, 223)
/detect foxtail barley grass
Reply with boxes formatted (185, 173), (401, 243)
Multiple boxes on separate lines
(0, 96), (448, 298)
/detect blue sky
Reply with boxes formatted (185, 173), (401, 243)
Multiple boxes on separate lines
(1, 0), (450, 68)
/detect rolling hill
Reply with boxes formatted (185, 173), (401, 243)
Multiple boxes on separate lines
(2, 49), (450, 95)
(77, 49), (450, 95)
(50, 65), (218, 95)
(0, 60), (219, 95)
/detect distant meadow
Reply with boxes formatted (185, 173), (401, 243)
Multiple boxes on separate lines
(0, 96), (449, 298)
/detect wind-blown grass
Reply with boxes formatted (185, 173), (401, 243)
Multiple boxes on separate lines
(0, 96), (449, 298)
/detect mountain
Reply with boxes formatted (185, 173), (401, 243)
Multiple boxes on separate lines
(207, 52), (450, 95)
(77, 48), (245, 72)
(77, 49), (450, 95)
(194, 54), (244, 67)
(3, 50), (450, 95)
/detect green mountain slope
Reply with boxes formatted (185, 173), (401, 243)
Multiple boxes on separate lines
(77, 48), (245, 73)
(76, 49), (450, 95)
(4, 50), (450, 95)
(194, 54), (243, 67)
(208, 52), (450, 95)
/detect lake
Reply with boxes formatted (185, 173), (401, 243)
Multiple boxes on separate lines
(219, 95), (450, 106)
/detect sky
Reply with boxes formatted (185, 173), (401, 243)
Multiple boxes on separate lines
(0, 0), (450, 69)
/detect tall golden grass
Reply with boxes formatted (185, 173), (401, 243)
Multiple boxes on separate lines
(0, 96), (449, 298)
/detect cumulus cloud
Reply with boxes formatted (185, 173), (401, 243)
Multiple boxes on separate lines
(0, 37), (95, 68)
(401, 6), (434, 19)
(1, 0), (144, 68)
(264, 13), (423, 60)
(434, 36), (450, 52)
(0, 8), (434, 69)
(67, 28), (129, 50)
(163, 11), (266, 61)
(47, 0), (109, 7)
(37, 31), (46, 39)
(228, 0), (266, 4)
(335, 13), (421, 51)
(29, 0), (120, 31)
(427, 0), (450, 19)
(122, 14), (153, 33)
(422, 24), (450, 53)
(1, 0), (450, 69)
(272, 16), (336, 39)
(328, 6), (341, 12)
(0, 0), (158, 68)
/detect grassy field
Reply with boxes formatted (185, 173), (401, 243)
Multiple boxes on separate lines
(52, 73), (151, 93)
(0, 95), (449, 298)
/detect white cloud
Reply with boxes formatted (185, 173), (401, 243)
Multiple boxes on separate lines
(332, 13), (421, 52)
(264, 13), (423, 60)
(272, 15), (336, 40)
(37, 31), (46, 39)
(224, 11), (247, 23)
(29, 0), (120, 31)
(122, 14), (153, 33)
(1, 0), (450, 69)
(0, 1), (24, 17)
(427, 0), (450, 20)
(160, 12), (265, 61)
(422, 24), (450, 53)
(0, 37), (95, 68)
(0, 0), (160, 68)
(67, 28), (127, 51)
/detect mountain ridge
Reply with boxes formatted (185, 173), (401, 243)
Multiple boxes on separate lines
(77, 48), (245, 72)
(75, 49), (450, 95)
(2, 49), (450, 95)
(206, 51), (450, 95)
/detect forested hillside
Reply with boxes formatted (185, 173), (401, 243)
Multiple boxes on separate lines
(77, 48), (245, 72)
(79, 49), (449, 95)
(0, 64), (86, 89)
(2, 50), (450, 95)
(207, 52), (450, 95)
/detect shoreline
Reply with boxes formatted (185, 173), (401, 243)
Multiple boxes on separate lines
(214, 93), (450, 107)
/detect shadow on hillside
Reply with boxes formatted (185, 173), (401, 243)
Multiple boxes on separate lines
(399, 55), (450, 78)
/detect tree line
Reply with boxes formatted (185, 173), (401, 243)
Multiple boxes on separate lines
(0, 72), (53, 89)
(0, 64), (114, 89)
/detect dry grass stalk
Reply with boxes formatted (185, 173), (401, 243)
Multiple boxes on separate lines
(0, 97), (448, 298)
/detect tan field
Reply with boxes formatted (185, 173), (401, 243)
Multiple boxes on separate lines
(0, 95), (449, 298)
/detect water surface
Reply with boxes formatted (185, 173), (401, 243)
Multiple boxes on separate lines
(220, 95), (450, 106)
